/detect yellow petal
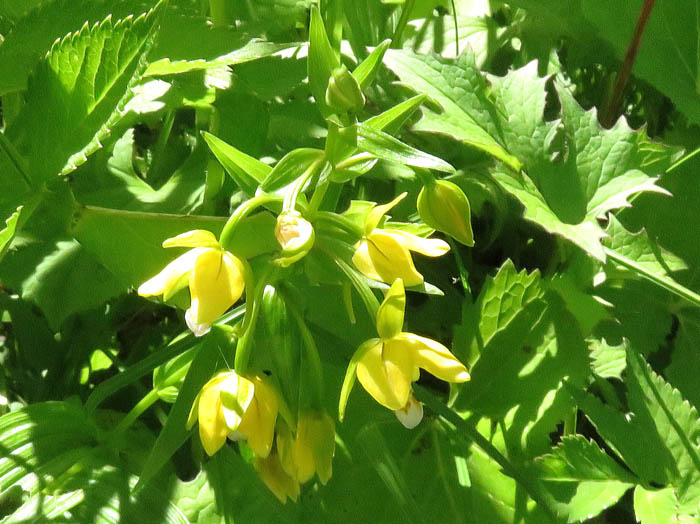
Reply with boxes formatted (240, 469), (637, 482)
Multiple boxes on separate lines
(366, 230), (424, 287)
(376, 278), (405, 340)
(219, 373), (255, 431)
(197, 375), (230, 456)
(239, 377), (278, 458)
(189, 249), (245, 326)
(396, 334), (470, 383)
(356, 340), (413, 410)
(137, 248), (204, 297)
(381, 229), (450, 257)
(254, 451), (300, 504)
(292, 411), (335, 485)
(365, 192), (407, 234)
(352, 239), (384, 283)
(162, 229), (220, 249)
(276, 423), (297, 479)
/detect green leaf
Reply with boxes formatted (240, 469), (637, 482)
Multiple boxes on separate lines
(455, 259), (543, 365)
(382, 49), (522, 170)
(260, 148), (325, 192)
(364, 94), (428, 135)
(535, 436), (636, 523)
(455, 278), (590, 456)
(136, 327), (229, 490)
(0, 206), (22, 261)
(589, 338), (627, 380)
(308, 5), (340, 117)
(626, 347), (700, 511)
(356, 123), (455, 173)
(145, 39), (299, 76)
(633, 486), (680, 524)
(666, 311), (700, 411)
(202, 131), (271, 195)
(0, 0), (157, 95)
(6, 7), (162, 182)
(383, 50), (680, 260)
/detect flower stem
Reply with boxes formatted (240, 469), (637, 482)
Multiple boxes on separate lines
(113, 388), (160, 434)
(220, 194), (281, 252)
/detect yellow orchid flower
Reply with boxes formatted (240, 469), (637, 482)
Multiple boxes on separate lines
(339, 279), (469, 426)
(138, 230), (246, 336)
(187, 371), (278, 457)
(352, 193), (450, 287)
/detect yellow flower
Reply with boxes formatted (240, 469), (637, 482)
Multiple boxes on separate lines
(352, 193), (450, 287)
(340, 279), (469, 424)
(187, 371), (278, 457)
(274, 211), (315, 267)
(138, 230), (245, 336)
(284, 411), (335, 485)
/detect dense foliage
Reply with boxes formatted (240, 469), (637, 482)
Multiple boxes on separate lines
(2, 1), (700, 522)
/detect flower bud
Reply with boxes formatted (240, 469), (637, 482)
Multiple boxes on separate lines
(275, 212), (315, 267)
(417, 180), (474, 246)
(325, 65), (365, 114)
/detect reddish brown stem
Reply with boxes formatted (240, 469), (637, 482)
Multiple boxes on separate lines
(601, 0), (656, 127)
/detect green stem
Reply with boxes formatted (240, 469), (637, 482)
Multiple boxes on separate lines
(283, 159), (324, 214)
(562, 409), (577, 436)
(220, 194), (282, 251)
(414, 387), (561, 523)
(208, 0), (227, 26)
(113, 388), (160, 434)
(666, 145), (700, 173)
(307, 180), (329, 217)
(604, 247), (700, 309)
(288, 302), (325, 408)
(148, 109), (176, 185)
(391, 0), (416, 49)
(448, 237), (471, 297)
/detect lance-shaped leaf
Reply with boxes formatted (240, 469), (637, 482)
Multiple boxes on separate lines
(202, 131), (271, 195)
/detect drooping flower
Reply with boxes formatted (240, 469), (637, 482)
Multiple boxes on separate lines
(187, 371), (278, 457)
(352, 193), (450, 287)
(138, 230), (245, 336)
(255, 449), (300, 504)
(287, 410), (335, 485)
(417, 179), (474, 246)
(340, 279), (469, 427)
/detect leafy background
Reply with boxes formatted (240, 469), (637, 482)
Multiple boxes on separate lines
(2, 0), (700, 522)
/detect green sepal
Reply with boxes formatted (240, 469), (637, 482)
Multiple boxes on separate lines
(353, 39), (391, 90)
(376, 278), (406, 340)
(338, 338), (381, 421)
(308, 6), (340, 118)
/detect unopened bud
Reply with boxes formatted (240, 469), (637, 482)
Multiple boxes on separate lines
(417, 180), (474, 246)
(275, 212), (315, 267)
(325, 65), (365, 114)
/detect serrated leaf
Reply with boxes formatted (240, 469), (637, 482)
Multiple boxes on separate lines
(633, 486), (680, 524)
(384, 50), (680, 260)
(604, 215), (687, 279)
(455, 288), (590, 456)
(0, 0), (156, 95)
(383, 49), (521, 170)
(6, 7), (161, 182)
(589, 338), (627, 379)
(535, 436), (635, 523)
(0, 207), (22, 261)
(626, 348), (700, 511)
